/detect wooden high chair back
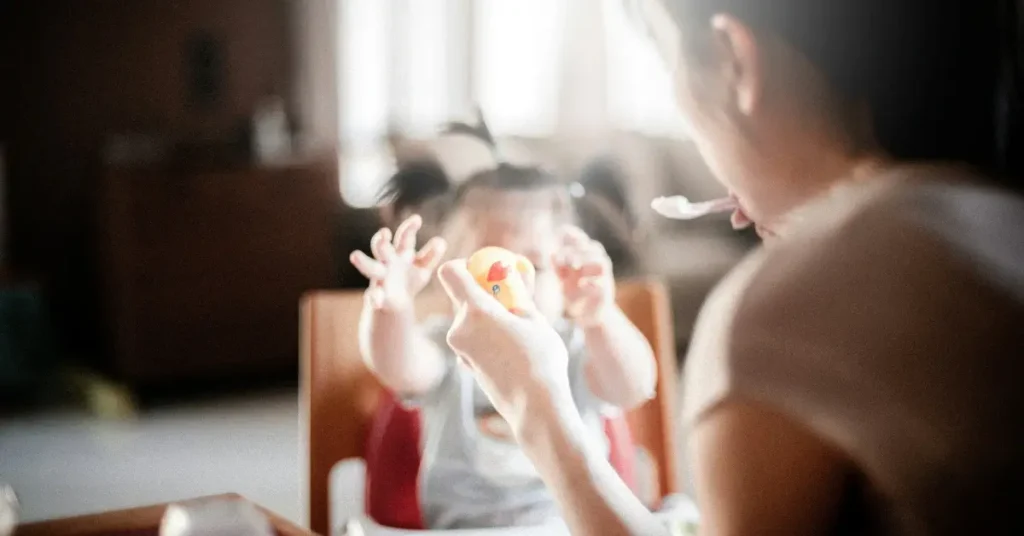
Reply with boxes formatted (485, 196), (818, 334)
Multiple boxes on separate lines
(301, 280), (680, 535)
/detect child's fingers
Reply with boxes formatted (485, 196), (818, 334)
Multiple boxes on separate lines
(559, 224), (591, 247)
(394, 214), (422, 254)
(575, 263), (606, 279)
(554, 249), (585, 271)
(584, 237), (608, 256)
(370, 227), (396, 262)
(350, 251), (388, 280)
(552, 251), (569, 270)
(414, 237), (448, 270)
(580, 247), (611, 271)
(556, 249), (606, 278)
(558, 228), (609, 263)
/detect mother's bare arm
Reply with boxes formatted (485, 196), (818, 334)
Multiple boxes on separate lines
(516, 385), (669, 536)
(691, 401), (850, 536)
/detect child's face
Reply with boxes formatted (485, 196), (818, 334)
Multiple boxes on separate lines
(454, 191), (566, 322)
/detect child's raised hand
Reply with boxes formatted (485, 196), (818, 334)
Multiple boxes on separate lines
(349, 215), (448, 311)
(555, 226), (616, 326)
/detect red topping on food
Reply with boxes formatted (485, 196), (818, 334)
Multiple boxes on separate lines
(486, 261), (509, 282)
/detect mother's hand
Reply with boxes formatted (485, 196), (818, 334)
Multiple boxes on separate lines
(437, 260), (573, 437)
(439, 259), (666, 536)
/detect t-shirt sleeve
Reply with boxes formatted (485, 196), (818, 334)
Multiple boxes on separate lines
(396, 316), (456, 409)
(682, 203), (978, 457)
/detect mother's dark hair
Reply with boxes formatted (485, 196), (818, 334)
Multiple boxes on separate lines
(665, 0), (1023, 181)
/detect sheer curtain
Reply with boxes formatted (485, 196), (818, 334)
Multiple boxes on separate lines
(338, 0), (471, 207)
(337, 0), (394, 207)
(291, 0), (340, 156)
(335, 0), (685, 207)
(474, 0), (567, 137)
(602, 0), (687, 137)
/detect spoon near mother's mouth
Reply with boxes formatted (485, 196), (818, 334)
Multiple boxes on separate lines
(651, 196), (737, 220)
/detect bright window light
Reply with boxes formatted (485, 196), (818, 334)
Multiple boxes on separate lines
(401, 0), (449, 137)
(339, 0), (389, 144)
(338, 0), (452, 207)
(340, 145), (396, 208)
(474, 0), (566, 136)
(603, 0), (687, 137)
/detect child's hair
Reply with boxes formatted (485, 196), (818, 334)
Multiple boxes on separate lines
(376, 159), (451, 221)
(377, 111), (642, 277)
(377, 112), (575, 230)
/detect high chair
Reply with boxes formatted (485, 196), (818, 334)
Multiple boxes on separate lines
(301, 280), (680, 535)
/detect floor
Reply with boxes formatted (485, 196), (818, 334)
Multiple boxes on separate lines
(1, 379), (691, 528)
(0, 389), (303, 524)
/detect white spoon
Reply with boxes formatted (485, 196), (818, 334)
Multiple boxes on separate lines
(651, 196), (737, 220)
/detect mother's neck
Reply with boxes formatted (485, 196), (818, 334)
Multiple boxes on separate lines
(770, 151), (897, 240)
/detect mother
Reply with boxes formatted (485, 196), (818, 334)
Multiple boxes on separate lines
(437, 0), (1024, 535)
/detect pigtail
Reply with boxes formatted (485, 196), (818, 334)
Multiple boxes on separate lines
(440, 107), (577, 228)
(442, 107), (504, 164)
(572, 158), (645, 278)
(376, 159), (454, 226)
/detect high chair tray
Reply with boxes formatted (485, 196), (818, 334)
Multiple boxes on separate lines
(340, 511), (696, 536)
(340, 517), (570, 536)
(330, 460), (699, 536)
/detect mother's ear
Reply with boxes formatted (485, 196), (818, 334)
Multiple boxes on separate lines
(710, 13), (764, 117)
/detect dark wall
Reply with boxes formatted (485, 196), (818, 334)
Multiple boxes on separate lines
(1, 0), (292, 362)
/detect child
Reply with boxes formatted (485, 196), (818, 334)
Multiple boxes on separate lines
(348, 120), (657, 530)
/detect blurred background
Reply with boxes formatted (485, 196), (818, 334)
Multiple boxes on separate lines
(0, 0), (755, 525)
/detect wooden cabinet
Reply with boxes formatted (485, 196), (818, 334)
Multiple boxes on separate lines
(97, 162), (339, 386)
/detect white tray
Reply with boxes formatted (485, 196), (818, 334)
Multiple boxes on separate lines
(330, 460), (698, 536)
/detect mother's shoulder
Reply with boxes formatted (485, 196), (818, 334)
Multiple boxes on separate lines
(732, 168), (1024, 320)
(780, 166), (1021, 252)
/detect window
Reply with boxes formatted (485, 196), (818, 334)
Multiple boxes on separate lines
(393, 0), (451, 137)
(473, 0), (566, 137)
(336, 0), (684, 206)
(337, 0), (454, 207)
(602, 0), (687, 137)
(338, 0), (570, 206)
(338, 0), (393, 207)
(339, 0), (390, 145)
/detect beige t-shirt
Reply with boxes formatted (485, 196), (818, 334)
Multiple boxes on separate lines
(684, 168), (1024, 535)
